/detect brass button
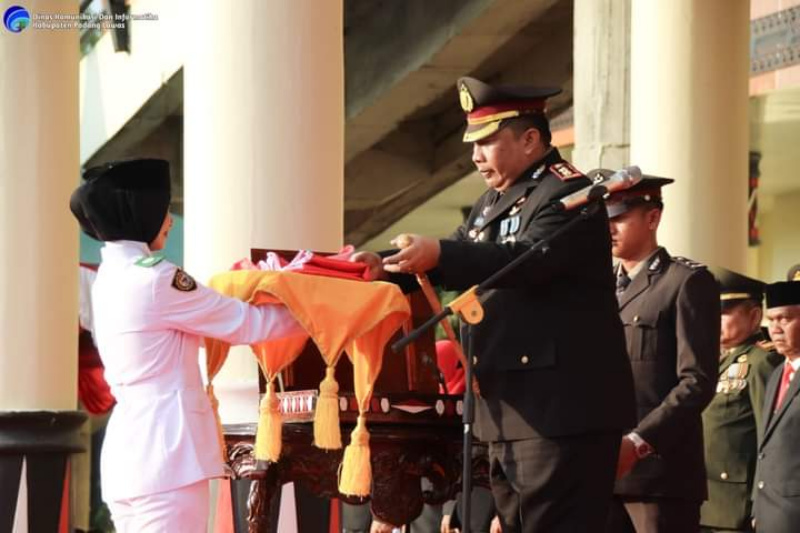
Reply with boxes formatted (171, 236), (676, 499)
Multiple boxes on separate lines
(472, 356), (478, 365)
(521, 355), (529, 364)
(633, 316), (640, 323)
(720, 472), (728, 481)
(758, 481), (765, 490)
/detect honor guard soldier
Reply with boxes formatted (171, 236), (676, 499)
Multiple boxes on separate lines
(598, 172), (720, 533)
(70, 159), (303, 532)
(700, 269), (781, 532)
(353, 77), (635, 533)
(752, 281), (800, 533)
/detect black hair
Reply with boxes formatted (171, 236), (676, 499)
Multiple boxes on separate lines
(502, 113), (552, 145)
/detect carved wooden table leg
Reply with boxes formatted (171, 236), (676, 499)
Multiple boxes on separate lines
(248, 466), (281, 533)
(370, 449), (424, 527)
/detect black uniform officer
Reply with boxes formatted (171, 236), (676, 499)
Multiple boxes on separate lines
(599, 173), (720, 533)
(354, 77), (636, 533)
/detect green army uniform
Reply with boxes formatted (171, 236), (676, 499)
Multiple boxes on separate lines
(701, 266), (783, 532)
(700, 337), (781, 530)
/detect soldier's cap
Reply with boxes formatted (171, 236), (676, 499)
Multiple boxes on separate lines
(766, 281), (800, 308)
(710, 267), (765, 309)
(787, 264), (800, 282)
(70, 158), (171, 244)
(457, 76), (561, 143)
(588, 168), (674, 218)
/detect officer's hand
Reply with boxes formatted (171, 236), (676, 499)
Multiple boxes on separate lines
(370, 518), (396, 533)
(616, 436), (639, 479)
(440, 513), (459, 533)
(490, 516), (503, 533)
(350, 251), (388, 281)
(383, 233), (441, 274)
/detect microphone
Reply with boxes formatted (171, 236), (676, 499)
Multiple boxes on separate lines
(555, 166), (642, 211)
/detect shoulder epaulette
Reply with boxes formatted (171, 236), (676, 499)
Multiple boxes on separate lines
(135, 255), (164, 268)
(672, 256), (707, 270)
(757, 340), (775, 352)
(549, 162), (583, 182)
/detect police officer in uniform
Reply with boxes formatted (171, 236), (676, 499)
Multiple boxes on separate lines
(700, 269), (781, 532)
(354, 77), (635, 533)
(70, 159), (304, 532)
(598, 173), (720, 533)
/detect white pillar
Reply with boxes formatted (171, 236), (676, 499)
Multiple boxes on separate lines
(573, 0), (631, 171)
(0, 0), (79, 411)
(630, 0), (750, 270)
(184, 0), (344, 423)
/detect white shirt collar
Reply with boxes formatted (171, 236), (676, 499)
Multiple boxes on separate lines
(100, 240), (152, 263)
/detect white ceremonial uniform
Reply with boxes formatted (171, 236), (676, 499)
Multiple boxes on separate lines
(92, 241), (302, 513)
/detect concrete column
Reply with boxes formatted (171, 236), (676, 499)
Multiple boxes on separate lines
(0, 1), (84, 530)
(184, 0), (344, 423)
(572, 0), (631, 171)
(630, 0), (750, 270)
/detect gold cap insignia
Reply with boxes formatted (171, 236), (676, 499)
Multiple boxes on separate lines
(459, 83), (474, 113)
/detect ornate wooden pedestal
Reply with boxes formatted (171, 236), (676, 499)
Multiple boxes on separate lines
(225, 391), (489, 532)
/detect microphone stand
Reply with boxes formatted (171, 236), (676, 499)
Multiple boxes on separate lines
(391, 199), (603, 533)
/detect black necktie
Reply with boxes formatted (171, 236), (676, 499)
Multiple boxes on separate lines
(616, 269), (631, 295)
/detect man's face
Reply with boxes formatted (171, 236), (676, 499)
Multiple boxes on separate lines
(471, 126), (538, 192)
(608, 206), (660, 260)
(720, 302), (762, 350)
(767, 305), (800, 359)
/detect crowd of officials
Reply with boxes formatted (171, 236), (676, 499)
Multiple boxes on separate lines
(69, 75), (800, 533)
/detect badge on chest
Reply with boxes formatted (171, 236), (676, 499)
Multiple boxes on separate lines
(716, 358), (750, 394)
(499, 215), (521, 243)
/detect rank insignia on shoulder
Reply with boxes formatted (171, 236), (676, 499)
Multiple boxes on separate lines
(549, 162), (582, 181)
(757, 340), (775, 351)
(135, 255), (164, 268)
(171, 268), (197, 292)
(673, 257), (707, 270)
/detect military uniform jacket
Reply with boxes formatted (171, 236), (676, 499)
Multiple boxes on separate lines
(613, 248), (720, 501)
(92, 241), (302, 501)
(753, 359), (800, 533)
(433, 148), (636, 442)
(700, 337), (781, 529)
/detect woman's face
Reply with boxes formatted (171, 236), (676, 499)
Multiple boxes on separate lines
(149, 212), (173, 251)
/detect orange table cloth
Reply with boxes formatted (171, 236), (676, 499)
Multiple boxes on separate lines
(204, 270), (410, 496)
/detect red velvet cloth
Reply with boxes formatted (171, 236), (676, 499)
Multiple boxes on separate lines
(233, 246), (370, 281)
(78, 328), (115, 415)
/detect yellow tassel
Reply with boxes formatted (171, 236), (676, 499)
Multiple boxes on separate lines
(254, 380), (282, 462)
(314, 365), (342, 450)
(207, 384), (228, 464)
(338, 414), (371, 497)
